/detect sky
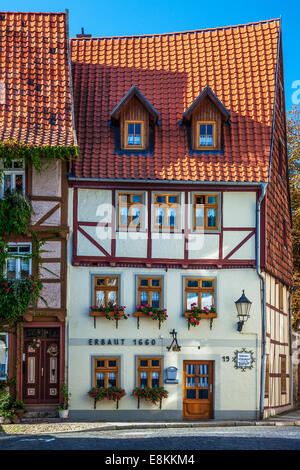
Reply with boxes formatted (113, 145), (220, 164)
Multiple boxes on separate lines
(5, 0), (300, 110)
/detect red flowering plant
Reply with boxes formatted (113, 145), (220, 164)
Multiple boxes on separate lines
(133, 386), (168, 405)
(135, 304), (168, 324)
(0, 275), (42, 327)
(187, 303), (216, 328)
(88, 386), (126, 409)
(90, 302), (129, 321)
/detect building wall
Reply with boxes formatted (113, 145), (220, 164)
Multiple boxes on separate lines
(67, 263), (262, 420)
(263, 272), (292, 417)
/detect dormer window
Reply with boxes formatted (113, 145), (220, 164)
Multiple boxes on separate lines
(110, 86), (159, 155)
(125, 121), (144, 149)
(197, 122), (216, 149)
(182, 86), (230, 154)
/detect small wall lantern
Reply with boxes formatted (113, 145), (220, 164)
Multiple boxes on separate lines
(165, 367), (179, 384)
(235, 290), (252, 332)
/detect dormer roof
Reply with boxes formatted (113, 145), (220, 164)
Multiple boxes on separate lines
(110, 86), (159, 122)
(182, 86), (230, 122)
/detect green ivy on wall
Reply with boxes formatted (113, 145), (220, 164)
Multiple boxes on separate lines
(0, 140), (79, 172)
(0, 191), (32, 235)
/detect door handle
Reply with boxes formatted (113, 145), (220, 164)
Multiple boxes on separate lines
(41, 368), (44, 377)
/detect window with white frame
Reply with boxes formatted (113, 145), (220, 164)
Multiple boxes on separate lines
(1, 160), (25, 197)
(0, 333), (8, 381)
(5, 243), (32, 280)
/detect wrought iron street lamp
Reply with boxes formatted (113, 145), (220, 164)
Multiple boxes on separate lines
(235, 290), (252, 332)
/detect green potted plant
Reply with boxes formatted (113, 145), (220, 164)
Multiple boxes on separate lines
(12, 400), (26, 419)
(57, 383), (71, 419)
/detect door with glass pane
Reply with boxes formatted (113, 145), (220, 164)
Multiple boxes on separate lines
(183, 360), (214, 419)
(23, 328), (60, 404)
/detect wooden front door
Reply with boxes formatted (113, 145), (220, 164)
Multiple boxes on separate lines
(23, 328), (60, 404)
(183, 360), (214, 419)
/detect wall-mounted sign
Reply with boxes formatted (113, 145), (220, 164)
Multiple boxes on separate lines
(232, 349), (255, 372)
(165, 366), (179, 384)
(88, 338), (160, 346)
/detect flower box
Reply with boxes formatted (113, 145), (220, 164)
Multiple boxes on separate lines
(90, 310), (125, 318)
(184, 312), (217, 319)
(88, 387), (126, 409)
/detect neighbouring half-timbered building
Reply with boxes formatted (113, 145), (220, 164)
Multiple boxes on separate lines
(67, 18), (293, 421)
(0, 11), (76, 408)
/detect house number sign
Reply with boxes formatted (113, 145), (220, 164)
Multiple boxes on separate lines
(88, 338), (159, 346)
(232, 348), (255, 372)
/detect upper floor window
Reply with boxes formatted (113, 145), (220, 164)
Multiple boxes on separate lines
(5, 243), (31, 279)
(118, 192), (144, 229)
(197, 122), (216, 149)
(125, 121), (144, 149)
(193, 194), (218, 230)
(1, 160), (25, 197)
(94, 276), (119, 308)
(153, 194), (179, 230)
(93, 357), (119, 388)
(185, 278), (215, 311)
(137, 357), (162, 388)
(137, 277), (162, 309)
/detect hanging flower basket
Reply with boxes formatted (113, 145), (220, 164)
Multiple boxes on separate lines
(88, 387), (126, 410)
(90, 303), (128, 328)
(185, 304), (217, 329)
(133, 305), (168, 329)
(133, 386), (168, 409)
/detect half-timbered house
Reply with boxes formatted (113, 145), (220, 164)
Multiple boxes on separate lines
(67, 18), (293, 420)
(67, 18), (293, 421)
(0, 11), (76, 409)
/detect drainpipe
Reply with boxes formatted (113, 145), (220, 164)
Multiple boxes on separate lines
(257, 182), (267, 419)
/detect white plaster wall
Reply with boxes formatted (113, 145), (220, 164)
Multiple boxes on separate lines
(116, 232), (147, 258)
(67, 266), (262, 415)
(188, 233), (219, 259)
(78, 189), (112, 223)
(152, 234), (184, 259)
(32, 160), (61, 197)
(223, 192), (256, 228)
(223, 231), (255, 259)
(77, 226), (112, 257)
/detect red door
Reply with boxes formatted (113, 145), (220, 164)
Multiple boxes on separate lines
(23, 328), (60, 404)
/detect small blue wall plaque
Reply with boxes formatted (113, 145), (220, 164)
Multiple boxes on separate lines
(165, 366), (179, 384)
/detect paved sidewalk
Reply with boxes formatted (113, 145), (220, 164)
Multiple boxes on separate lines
(1, 408), (300, 436)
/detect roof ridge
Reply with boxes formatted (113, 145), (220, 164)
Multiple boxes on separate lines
(71, 18), (280, 41)
(0, 11), (65, 15)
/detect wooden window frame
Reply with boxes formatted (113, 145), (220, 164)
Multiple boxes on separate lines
(137, 357), (162, 388)
(153, 193), (180, 230)
(280, 355), (287, 395)
(1, 160), (25, 197)
(137, 277), (162, 309)
(196, 121), (216, 150)
(93, 357), (119, 388)
(193, 194), (218, 231)
(94, 276), (119, 308)
(5, 243), (32, 280)
(118, 192), (144, 229)
(124, 120), (144, 149)
(185, 278), (215, 312)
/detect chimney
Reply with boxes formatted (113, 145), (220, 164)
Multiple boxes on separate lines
(76, 27), (91, 38)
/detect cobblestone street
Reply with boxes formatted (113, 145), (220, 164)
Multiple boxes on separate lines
(1, 426), (300, 450)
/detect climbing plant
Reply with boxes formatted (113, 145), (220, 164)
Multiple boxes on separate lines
(0, 140), (78, 172)
(0, 191), (33, 235)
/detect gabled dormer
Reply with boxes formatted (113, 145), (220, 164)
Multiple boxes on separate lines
(110, 86), (159, 155)
(182, 86), (230, 154)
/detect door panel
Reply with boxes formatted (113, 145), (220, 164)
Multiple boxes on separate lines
(183, 360), (214, 419)
(23, 328), (60, 404)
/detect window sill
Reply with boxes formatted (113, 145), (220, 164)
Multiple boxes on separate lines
(184, 311), (218, 319)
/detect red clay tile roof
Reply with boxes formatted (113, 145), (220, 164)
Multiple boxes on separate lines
(71, 19), (280, 182)
(0, 11), (75, 147)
